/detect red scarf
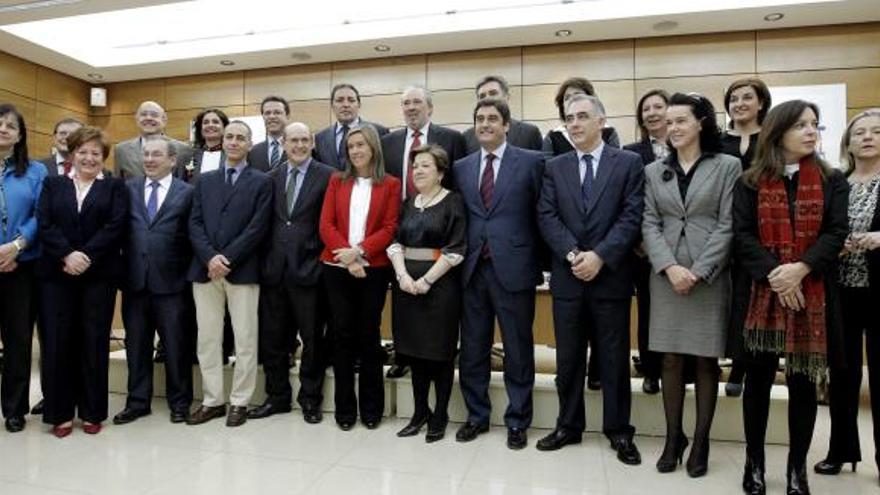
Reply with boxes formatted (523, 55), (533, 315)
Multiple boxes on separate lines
(744, 157), (827, 380)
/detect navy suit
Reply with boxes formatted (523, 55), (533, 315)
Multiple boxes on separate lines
(248, 139), (286, 173)
(313, 121), (389, 171)
(122, 176), (194, 415)
(454, 144), (544, 429)
(383, 123), (466, 192)
(538, 146), (645, 439)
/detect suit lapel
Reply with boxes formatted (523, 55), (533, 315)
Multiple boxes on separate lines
(489, 147), (515, 213)
(585, 147), (615, 215)
(561, 153), (585, 215)
(79, 178), (103, 217)
(658, 162), (686, 214)
(131, 178), (149, 223)
(291, 165), (317, 217)
(460, 154), (484, 214)
(222, 166), (248, 208)
(684, 156), (713, 209)
(152, 178), (181, 225)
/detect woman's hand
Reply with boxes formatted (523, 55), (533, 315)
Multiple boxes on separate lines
(665, 265), (698, 295)
(777, 286), (805, 312)
(347, 261), (366, 279)
(855, 232), (880, 251)
(414, 278), (432, 295)
(63, 251), (91, 276)
(333, 247), (360, 266)
(398, 273), (418, 294)
(768, 262), (810, 293)
(0, 242), (17, 266)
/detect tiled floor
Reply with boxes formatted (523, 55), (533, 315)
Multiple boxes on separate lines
(1, 380), (879, 494)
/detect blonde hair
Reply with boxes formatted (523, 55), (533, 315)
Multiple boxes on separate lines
(839, 108), (880, 175)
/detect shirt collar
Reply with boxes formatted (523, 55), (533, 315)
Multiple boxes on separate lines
(576, 141), (604, 165)
(481, 141), (508, 164)
(226, 160), (248, 174)
(146, 172), (173, 189)
(287, 157), (311, 175)
(407, 122), (431, 140)
(337, 118), (360, 133)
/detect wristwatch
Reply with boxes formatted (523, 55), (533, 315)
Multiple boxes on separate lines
(12, 236), (25, 255)
(565, 249), (581, 264)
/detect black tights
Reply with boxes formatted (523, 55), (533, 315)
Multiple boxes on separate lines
(661, 353), (719, 448)
(410, 357), (455, 429)
(743, 352), (817, 468)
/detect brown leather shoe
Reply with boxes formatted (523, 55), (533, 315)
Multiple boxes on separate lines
(226, 406), (248, 427)
(186, 405), (226, 425)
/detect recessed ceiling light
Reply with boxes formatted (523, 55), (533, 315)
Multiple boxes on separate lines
(652, 20), (678, 32)
(86, 73), (103, 80)
(764, 12), (784, 21)
(374, 44), (390, 52)
(290, 52), (312, 61)
(219, 60), (235, 66)
(555, 29), (572, 37)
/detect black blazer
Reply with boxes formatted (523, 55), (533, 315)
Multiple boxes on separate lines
(261, 159), (334, 286)
(125, 177), (194, 294)
(247, 139), (286, 173)
(313, 121), (389, 170)
(37, 176), (128, 283)
(463, 119), (543, 155)
(381, 123), (466, 190)
(187, 165), (273, 284)
(175, 148), (226, 183)
(622, 139), (656, 166)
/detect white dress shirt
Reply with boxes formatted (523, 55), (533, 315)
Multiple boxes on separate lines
(144, 173), (174, 212)
(479, 141), (508, 186)
(348, 177), (373, 248)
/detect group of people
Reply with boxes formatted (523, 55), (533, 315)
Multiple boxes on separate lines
(0, 72), (877, 495)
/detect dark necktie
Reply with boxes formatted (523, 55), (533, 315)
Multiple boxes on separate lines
(480, 153), (496, 210)
(270, 140), (281, 170)
(62, 160), (73, 177)
(581, 154), (594, 211)
(337, 124), (349, 167)
(146, 180), (160, 221)
(405, 131), (422, 200)
(286, 168), (299, 215)
(226, 167), (237, 186)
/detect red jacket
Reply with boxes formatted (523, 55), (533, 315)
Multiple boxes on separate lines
(319, 174), (401, 267)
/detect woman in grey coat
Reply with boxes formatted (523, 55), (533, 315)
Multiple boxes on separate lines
(642, 93), (742, 477)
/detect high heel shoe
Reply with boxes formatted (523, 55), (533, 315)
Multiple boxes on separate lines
(51, 423), (73, 438)
(656, 432), (688, 473)
(742, 456), (766, 495)
(786, 462), (810, 495)
(813, 458), (857, 475)
(685, 439), (709, 478)
(396, 415), (429, 437)
(82, 422), (102, 435)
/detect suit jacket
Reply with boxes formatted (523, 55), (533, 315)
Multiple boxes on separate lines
(463, 119), (543, 154)
(314, 120), (389, 171)
(382, 123), (466, 190)
(175, 148), (226, 183)
(37, 176), (128, 283)
(248, 139), (286, 173)
(454, 145), (544, 292)
(319, 174), (401, 267)
(538, 147), (645, 299)
(262, 159), (334, 286)
(187, 164), (273, 284)
(37, 156), (60, 176)
(623, 139), (656, 166)
(114, 137), (193, 180)
(125, 176), (194, 294)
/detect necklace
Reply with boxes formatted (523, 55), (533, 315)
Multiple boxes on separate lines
(415, 187), (443, 211)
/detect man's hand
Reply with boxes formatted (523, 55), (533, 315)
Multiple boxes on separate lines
(207, 254), (231, 280)
(571, 251), (604, 282)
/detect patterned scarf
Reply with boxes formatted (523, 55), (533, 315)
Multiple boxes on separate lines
(744, 156), (827, 381)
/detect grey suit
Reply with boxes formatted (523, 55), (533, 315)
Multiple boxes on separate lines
(641, 153), (741, 357)
(114, 137), (193, 180)
(463, 119), (543, 154)
(313, 120), (389, 170)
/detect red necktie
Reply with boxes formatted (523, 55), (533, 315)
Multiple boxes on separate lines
(62, 160), (72, 177)
(405, 131), (421, 200)
(480, 153), (496, 258)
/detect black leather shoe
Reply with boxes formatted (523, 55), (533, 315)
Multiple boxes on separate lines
(226, 406), (248, 427)
(363, 419), (381, 430)
(426, 426), (446, 443)
(507, 428), (527, 450)
(169, 411), (187, 424)
(587, 378), (601, 391)
(536, 429), (582, 451)
(386, 364), (409, 378)
(787, 463), (811, 495)
(610, 437), (642, 465)
(725, 382), (743, 397)
(4, 416), (25, 433)
(303, 409), (323, 424)
(642, 377), (660, 395)
(30, 399), (44, 415)
(742, 456), (766, 495)
(112, 407), (151, 425)
(337, 420), (355, 431)
(397, 416), (429, 437)
(813, 458), (856, 475)
(247, 401), (292, 419)
(455, 422), (489, 442)
(186, 405), (226, 425)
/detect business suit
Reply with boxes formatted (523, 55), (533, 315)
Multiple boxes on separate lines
(121, 176), (194, 416)
(454, 144), (544, 430)
(37, 175), (128, 426)
(538, 146), (645, 439)
(382, 123), (466, 192)
(37, 155), (61, 177)
(463, 119), (543, 154)
(188, 164), (272, 408)
(314, 121), (389, 171)
(114, 137), (193, 179)
(248, 138), (286, 172)
(259, 159), (334, 412)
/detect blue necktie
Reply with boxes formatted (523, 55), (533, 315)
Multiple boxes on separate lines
(226, 167), (237, 186)
(146, 180), (160, 221)
(581, 154), (594, 211)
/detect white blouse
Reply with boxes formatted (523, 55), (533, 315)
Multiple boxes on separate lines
(200, 150), (223, 174)
(348, 177), (372, 249)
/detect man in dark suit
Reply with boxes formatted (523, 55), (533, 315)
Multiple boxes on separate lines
(247, 96), (289, 172)
(454, 98), (544, 450)
(536, 94), (645, 465)
(37, 118), (83, 177)
(382, 85), (466, 198)
(113, 136), (194, 425)
(186, 120), (272, 428)
(463, 75), (543, 154)
(313, 84), (388, 171)
(248, 123), (333, 424)
(114, 101), (193, 179)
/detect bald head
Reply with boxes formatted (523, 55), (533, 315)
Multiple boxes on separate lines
(283, 122), (314, 165)
(135, 100), (167, 136)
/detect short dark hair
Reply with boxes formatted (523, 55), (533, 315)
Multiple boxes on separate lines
(555, 77), (596, 120)
(475, 75), (509, 98)
(667, 92), (722, 153)
(192, 108), (229, 149)
(635, 89), (670, 142)
(68, 126), (111, 160)
(330, 83), (361, 104)
(260, 95), (290, 116)
(408, 144), (450, 176)
(0, 103), (30, 177)
(473, 98), (511, 126)
(52, 117), (84, 135)
(724, 77), (772, 127)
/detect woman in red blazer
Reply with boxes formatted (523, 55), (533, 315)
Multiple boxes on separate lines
(319, 124), (400, 431)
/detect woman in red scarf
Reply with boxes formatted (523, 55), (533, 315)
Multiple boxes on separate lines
(732, 99), (849, 495)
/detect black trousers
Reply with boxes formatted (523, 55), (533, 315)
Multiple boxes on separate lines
(826, 287), (879, 464)
(323, 265), (389, 423)
(41, 278), (116, 425)
(634, 258), (661, 380)
(743, 351), (816, 468)
(259, 282), (324, 410)
(121, 289), (193, 414)
(0, 262), (35, 418)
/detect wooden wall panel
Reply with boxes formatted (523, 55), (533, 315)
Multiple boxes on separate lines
(165, 72), (244, 110)
(92, 113), (140, 144)
(332, 56), (426, 96)
(0, 89), (36, 124)
(96, 79), (166, 116)
(34, 102), (88, 136)
(635, 74), (755, 114)
(245, 63), (331, 103)
(523, 39), (634, 84)
(757, 23), (880, 72)
(431, 87), (524, 125)
(29, 132), (53, 159)
(357, 94), (405, 130)
(522, 80), (635, 121)
(36, 67), (89, 113)
(427, 47), (521, 90)
(0, 51), (36, 98)
(759, 68), (880, 109)
(635, 32), (755, 78)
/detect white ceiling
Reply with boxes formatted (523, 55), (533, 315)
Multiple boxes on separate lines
(0, 0), (878, 83)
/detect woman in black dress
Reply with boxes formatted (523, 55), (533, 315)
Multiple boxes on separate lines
(542, 77), (621, 157)
(387, 144), (466, 443)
